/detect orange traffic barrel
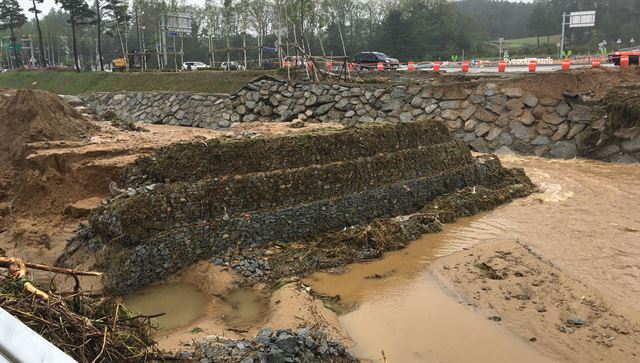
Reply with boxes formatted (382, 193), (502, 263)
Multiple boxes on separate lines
(377, 62), (384, 71)
(620, 55), (630, 67)
(407, 61), (415, 71)
(461, 61), (469, 73)
(591, 58), (601, 68)
(562, 59), (571, 70)
(528, 59), (537, 72)
(498, 60), (506, 72)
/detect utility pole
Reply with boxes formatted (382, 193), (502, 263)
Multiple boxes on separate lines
(135, 5), (141, 69)
(559, 12), (567, 59)
(161, 11), (167, 66)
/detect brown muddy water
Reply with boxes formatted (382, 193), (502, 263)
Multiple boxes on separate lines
(123, 284), (265, 332)
(304, 156), (640, 362)
(123, 282), (207, 331)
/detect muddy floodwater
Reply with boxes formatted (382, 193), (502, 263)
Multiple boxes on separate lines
(124, 283), (266, 334)
(305, 156), (640, 362)
(123, 282), (207, 331)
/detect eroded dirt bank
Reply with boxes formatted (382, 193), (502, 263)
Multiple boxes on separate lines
(0, 88), (340, 272)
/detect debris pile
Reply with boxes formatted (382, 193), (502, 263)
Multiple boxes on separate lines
(0, 272), (158, 362)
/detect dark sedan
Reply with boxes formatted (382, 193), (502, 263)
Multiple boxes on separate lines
(353, 52), (400, 69)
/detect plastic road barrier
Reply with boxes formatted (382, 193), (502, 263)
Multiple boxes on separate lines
(620, 55), (630, 67)
(498, 60), (506, 72)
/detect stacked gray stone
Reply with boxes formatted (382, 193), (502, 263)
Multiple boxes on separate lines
(78, 77), (640, 162)
(81, 92), (232, 129)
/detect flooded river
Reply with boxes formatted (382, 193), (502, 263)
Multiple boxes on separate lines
(305, 156), (640, 362)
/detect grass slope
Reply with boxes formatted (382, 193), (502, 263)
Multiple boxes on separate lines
(0, 70), (276, 95)
(503, 34), (561, 48)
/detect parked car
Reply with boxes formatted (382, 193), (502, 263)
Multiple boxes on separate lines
(353, 52), (400, 69)
(182, 61), (209, 71)
(262, 59), (280, 69)
(415, 62), (434, 70)
(220, 61), (246, 71)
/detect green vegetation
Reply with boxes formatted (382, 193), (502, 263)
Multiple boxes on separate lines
(0, 70), (273, 94)
(503, 35), (562, 48)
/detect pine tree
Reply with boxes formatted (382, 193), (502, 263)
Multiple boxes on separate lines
(94, 0), (126, 71)
(55, 0), (95, 72)
(29, 0), (47, 67)
(0, 0), (27, 69)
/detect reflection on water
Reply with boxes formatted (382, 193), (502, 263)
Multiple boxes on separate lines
(123, 282), (206, 331)
(221, 288), (266, 328)
(305, 156), (640, 362)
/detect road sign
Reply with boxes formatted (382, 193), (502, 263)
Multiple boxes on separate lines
(569, 11), (596, 28)
(3, 42), (22, 51)
(165, 13), (192, 35)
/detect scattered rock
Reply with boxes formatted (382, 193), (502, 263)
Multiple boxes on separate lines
(289, 120), (305, 129)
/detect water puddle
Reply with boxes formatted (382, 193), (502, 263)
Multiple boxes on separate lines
(220, 288), (266, 329)
(123, 282), (206, 331)
(123, 282), (266, 335)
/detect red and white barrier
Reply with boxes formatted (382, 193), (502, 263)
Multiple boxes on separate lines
(591, 58), (601, 68)
(377, 62), (384, 71)
(561, 59), (571, 70)
(528, 59), (537, 72)
(407, 61), (415, 71)
(620, 55), (630, 68)
(433, 61), (440, 72)
(461, 61), (469, 73)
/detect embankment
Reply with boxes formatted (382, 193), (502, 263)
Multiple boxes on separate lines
(80, 69), (640, 162)
(0, 70), (272, 95)
(59, 121), (533, 293)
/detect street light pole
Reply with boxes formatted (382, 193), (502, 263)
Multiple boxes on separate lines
(559, 12), (567, 59)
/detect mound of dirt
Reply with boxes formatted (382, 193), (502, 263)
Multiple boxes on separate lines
(0, 89), (97, 196)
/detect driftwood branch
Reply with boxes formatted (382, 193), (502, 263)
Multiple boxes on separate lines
(0, 260), (103, 277)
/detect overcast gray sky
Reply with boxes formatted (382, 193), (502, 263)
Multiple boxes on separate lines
(19, 0), (535, 19)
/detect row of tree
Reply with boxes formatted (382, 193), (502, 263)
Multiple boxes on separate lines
(1, 0), (639, 72)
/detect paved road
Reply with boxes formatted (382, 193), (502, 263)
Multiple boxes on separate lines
(438, 63), (616, 73)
